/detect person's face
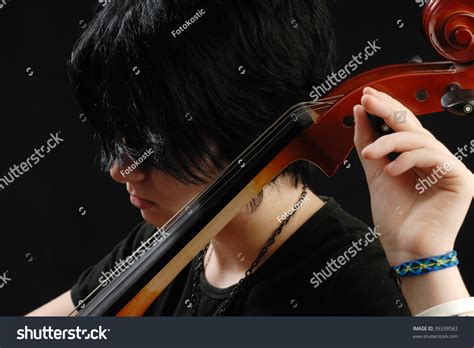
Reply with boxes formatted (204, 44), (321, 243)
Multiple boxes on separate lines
(109, 159), (209, 227)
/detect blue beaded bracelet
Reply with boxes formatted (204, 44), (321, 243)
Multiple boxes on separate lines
(391, 250), (459, 278)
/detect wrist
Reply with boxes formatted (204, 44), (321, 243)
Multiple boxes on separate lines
(379, 235), (455, 267)
(385, 248), (455, 267)
(390, 250), (458, 280)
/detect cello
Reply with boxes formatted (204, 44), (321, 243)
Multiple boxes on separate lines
(73, 0), (474, 316)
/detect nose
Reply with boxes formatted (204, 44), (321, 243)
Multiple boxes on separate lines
(109, 159), (146, 184)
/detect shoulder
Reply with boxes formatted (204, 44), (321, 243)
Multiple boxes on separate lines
(70, 220), (158, 307)
(288, 196), (378, 257)
(255, 197), (408, 315)
(304, 197), (408, 315)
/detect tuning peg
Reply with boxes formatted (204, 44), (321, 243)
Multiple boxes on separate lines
(369, 114), (392, 136)
(441, 84), (474, 116)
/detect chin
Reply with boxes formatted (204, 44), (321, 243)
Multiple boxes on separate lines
(140, 210), (169, 228)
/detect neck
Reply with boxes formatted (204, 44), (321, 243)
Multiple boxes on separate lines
(204, 176), (325, 288)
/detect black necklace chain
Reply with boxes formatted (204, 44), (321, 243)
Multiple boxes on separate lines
(189, 186), (308, 316)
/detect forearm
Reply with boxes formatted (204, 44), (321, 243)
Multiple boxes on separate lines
(399, 267), (471, 315)
(26, 290), (75, 317)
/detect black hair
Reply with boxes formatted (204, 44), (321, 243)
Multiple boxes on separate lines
(69, 0), (336, 190)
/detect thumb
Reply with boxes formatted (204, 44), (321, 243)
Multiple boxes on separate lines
(353, 104), (389, 182)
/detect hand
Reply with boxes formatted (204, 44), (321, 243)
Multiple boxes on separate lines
(353, 87), (474, 266)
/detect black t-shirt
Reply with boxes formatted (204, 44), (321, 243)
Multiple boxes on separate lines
(71, 197), (409, 316)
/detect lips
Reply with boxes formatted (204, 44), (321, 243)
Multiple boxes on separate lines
(129, 194), (156, 210)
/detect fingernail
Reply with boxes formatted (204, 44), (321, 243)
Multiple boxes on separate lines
(363, 87), (375, 94)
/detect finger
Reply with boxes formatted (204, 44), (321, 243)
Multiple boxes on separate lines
(353, 104), (389, 180)
(361, 89), (432, 136)
(384, 148), (465, 178)
(364, 87), (422, 125)
(362, 131), (451, 160)
(363, 87), (420, 120)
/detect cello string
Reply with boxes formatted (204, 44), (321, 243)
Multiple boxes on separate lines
(68, 95), (344, 316)
(165, 94), (344, 212)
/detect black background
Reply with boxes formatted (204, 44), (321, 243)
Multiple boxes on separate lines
(0, 0), (472, 315)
